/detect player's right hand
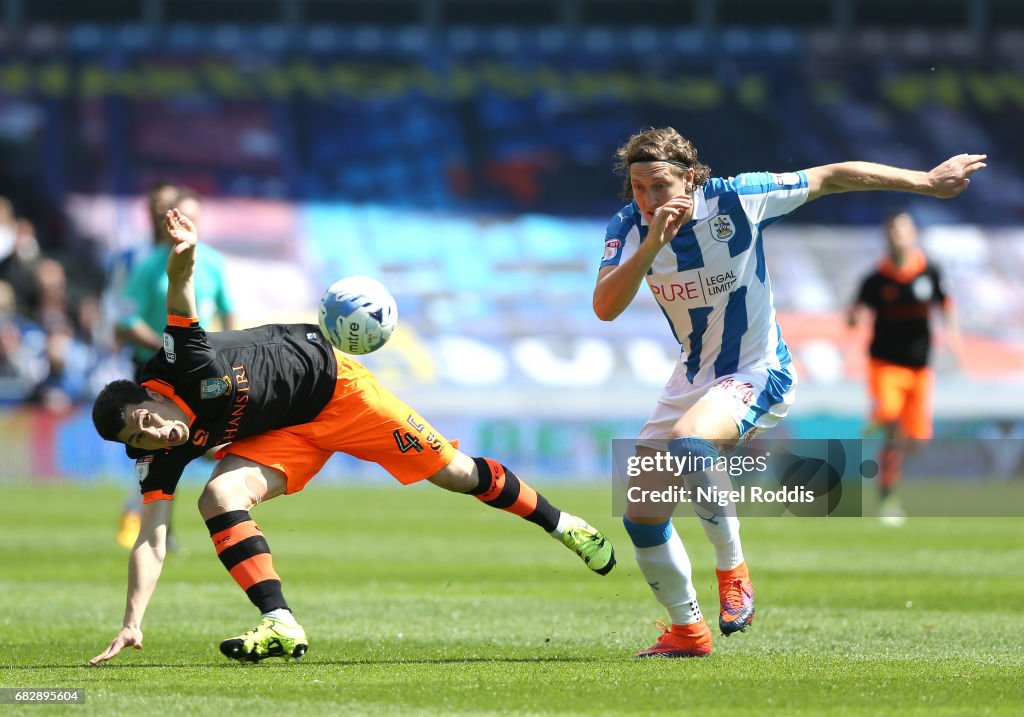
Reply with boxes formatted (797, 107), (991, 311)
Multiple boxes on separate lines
(648, 195), (694, 246)
(163, 208), (198, 255)
(89, 626), (143, 665)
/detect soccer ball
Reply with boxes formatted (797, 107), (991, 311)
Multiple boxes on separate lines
(318, 276), (398, 355)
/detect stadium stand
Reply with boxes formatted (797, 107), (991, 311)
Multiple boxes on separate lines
(0, 10), (1021, 479)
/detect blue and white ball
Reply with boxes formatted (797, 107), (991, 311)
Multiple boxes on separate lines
(318, 276), (398, 355)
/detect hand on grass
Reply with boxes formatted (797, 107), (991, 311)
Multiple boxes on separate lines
(89, 625), (143, 665)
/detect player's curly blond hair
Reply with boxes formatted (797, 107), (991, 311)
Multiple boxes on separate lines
(614, 127), (712, 200)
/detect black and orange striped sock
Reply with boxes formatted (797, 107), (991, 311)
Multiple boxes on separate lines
(206, 510), (289, 613)
(469, 457), (561, 532)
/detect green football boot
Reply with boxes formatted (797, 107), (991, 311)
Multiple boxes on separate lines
(219, 616), (308, 662)
(560, 516), (616, 575)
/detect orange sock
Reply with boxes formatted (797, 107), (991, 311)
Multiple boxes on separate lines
(206, 510), (289, 613)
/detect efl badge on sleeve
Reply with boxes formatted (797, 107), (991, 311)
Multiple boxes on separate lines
(136, 455), (154, 483)
(162, 332), (176, 363)
(603, 239), (622, 261)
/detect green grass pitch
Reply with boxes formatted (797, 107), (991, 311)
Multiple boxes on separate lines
(1, 482), (1022, 716)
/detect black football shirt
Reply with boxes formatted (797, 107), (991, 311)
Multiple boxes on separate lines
(855, 254), (947, 368)
(130, 320), (337, 500)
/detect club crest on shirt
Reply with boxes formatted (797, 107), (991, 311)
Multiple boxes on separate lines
(711, 216), (736, 242)
(200, 375), (233, 399)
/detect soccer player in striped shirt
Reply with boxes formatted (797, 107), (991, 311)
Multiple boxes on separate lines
(594, 127), (985, 658)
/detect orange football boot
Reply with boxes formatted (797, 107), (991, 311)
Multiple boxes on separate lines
(717, 561), (755, 635)
(633, 619), (713, 658)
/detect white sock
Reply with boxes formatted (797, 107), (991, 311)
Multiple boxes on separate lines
(694, 510), (745, 570)
(548, 511), (572, 538)
(633, 523), (703, 625)
(263, 608), (297, 626)
(683, 471), (745, 570)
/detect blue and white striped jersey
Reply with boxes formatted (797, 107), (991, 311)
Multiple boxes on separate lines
(601, 171), (809, 384)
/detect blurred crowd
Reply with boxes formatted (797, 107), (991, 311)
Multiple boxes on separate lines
(0, 184), (225, 413)
(0, 194), (107, 411)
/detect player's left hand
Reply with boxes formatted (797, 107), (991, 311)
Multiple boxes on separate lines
(89, 625), (144, 665)
(163, 208), (198, 255)
(926, 154), (987, 198)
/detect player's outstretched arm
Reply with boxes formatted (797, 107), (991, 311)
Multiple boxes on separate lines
(804, 154), (988, 202)
(163, 208), (199, 321)
(89, 499), (171, 665)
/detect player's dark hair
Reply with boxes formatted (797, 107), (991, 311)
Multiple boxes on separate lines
(614, 126), (712, 200)
(92, 379), (150, 442)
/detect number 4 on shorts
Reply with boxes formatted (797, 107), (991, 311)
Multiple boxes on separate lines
(392, 430), (424, 453)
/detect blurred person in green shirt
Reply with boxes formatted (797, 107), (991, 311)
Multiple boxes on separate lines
(117, 186), (235, 378)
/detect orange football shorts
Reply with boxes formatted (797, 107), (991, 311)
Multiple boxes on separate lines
(220, 353), (458, 493)
(867, 358), (934, 440)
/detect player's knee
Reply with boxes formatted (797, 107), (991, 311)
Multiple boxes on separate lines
(197, 476), (249, 518)
(670, 401), (740, 446)
(668, 421), (695, 440)
(879, 420), (900, 439)
(666, 435), (719, 461)
(196, 484), (222, 518)
(669, 423), (732, 446)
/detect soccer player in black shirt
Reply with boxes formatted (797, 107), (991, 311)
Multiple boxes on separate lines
(849, 210), (961, 525)
(89, 209), (616, 665)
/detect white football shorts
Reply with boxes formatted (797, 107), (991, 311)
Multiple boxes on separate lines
(636, 362), (797, 449)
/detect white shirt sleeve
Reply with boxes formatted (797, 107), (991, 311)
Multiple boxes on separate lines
(732, 171), (809, 225)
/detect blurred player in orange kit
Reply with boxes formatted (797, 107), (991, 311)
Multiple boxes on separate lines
(849, 210), (961, 526)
